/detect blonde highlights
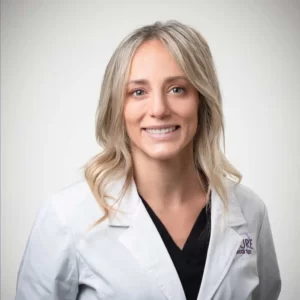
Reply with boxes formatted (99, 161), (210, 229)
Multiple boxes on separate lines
(83, 20), (242, 227)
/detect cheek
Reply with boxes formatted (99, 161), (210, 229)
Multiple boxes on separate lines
(182, 106), (198, 128)
(190, 100), (199, 128)
(123, 103), (135, 124)
(180, 109), (198, 140)
(123, 103), (142, 133)
(176, 95), (199, 122)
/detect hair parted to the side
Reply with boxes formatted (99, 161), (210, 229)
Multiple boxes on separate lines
(82, 20), (242, 228)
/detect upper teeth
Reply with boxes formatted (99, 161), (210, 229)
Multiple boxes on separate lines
(145, 126), (177, 134)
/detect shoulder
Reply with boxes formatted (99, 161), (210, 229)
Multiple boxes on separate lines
(16, 180), (95, 297)
(225, 178), (267, 227)
(43, 179), (105, 240)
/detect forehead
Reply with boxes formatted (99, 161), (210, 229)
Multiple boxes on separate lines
(128, 39), (185, 79)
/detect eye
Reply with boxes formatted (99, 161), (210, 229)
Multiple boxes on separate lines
(132, 89), (145, 97)
(171, 87), (185, 94)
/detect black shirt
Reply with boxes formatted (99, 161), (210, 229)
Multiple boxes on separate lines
(139, 193), (211, 300)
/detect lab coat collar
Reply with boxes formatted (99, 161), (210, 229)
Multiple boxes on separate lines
(222, 178), (247, 227)
(196, 179), (246, 300)
(108, 177), (247, 300)
(106, 177), (141, 227)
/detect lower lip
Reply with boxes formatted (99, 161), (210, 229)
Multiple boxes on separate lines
(143, 127), (180, 141)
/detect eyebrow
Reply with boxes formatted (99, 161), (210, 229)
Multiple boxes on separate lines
(127, 75), (189, 86)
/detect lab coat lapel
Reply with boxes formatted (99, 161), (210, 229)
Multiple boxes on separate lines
(197, 181), (246, 300)
(109, 178), (186, 300)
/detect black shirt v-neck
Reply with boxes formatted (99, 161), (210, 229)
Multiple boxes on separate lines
(139, 193), (211, 300)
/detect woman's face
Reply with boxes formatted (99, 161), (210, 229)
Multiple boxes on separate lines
(123, 39), (199, 161)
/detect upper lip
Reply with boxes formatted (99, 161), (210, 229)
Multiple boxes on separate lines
(143, 125), (179, 129)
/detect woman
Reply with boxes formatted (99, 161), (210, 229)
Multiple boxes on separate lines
(15, 20), (281, 300)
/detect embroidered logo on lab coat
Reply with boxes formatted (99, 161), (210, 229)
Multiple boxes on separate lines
(236, 233), (253, 256)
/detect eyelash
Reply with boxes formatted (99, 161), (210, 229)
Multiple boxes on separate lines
(131, 87), (186, 97)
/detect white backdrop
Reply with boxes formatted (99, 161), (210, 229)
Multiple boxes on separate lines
(1, 0), (300, 299)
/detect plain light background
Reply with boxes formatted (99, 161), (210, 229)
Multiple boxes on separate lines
(1, 0), (300, 299)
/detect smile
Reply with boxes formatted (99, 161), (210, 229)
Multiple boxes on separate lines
(142, 126), (180, 141)
(144, 126), (179, 134)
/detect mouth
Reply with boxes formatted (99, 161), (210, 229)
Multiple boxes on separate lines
(142, 125), (180, 134)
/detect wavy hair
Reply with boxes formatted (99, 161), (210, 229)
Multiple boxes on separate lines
(83, 20), (242, 227)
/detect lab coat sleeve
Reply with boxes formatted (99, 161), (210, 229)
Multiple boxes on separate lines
(252, 204), (281, 300)
(15, 195), (79, 300)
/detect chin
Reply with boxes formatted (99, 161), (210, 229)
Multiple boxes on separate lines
(131, 142), (188, 161)
(145, 148), (181, 161)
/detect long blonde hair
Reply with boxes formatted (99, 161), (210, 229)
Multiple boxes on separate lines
(83, 20), (242, 226)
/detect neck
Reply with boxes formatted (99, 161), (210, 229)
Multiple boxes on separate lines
(131, 144), (207, 209)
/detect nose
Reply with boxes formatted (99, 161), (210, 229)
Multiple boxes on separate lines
(148, 91), (171, 118)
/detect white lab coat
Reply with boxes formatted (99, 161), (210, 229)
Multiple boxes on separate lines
(15, 177), (281, 300)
